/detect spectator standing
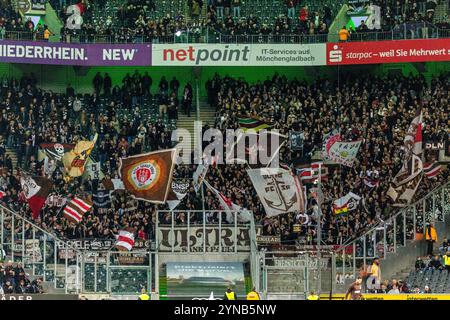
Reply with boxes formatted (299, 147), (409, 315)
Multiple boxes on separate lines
(103, 73), (112, 96)
(425, 223), (438, 255)
(232, 0), (241, 18)
(339, 25), (350, 41)
(442, 251), (450, 272)
(366, 257), (381, 293)
(93, 72), (103, 95)
(182, 83), (193, 117)
(216, 0), (224, 19)
(286, 0), (296, 19)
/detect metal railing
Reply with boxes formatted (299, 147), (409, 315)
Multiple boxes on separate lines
(332, 181), (450, 285)
(0, 205), (154, 295)
(0, 205), (84, 294)
(155, 210), (254, 253)
(1, 24), (449, 44)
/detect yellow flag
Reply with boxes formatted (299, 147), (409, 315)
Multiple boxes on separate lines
(62, 134), (98, 177)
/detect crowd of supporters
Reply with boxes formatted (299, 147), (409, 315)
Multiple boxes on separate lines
(0, 260), (44, 294)
(0, 69), (448, 247)
(0, 71), (183, 241)
(2, 0), (448, 43)
(203, 72), (448, 245)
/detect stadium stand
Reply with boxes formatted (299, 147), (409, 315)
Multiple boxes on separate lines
(2, 0), (449, 43)
(0, 71), (446, 248)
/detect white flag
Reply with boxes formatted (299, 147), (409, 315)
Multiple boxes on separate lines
(193, 164), (209, 193)
(247, 167), (304, 217)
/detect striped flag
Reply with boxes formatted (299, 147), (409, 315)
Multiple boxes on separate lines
(333, 203), (349, 215)
(297, 162), (328, 183)
(238, 117), (271, 132)
(115, 229), (135, 251)
(63, 197), (93, 223)
(423, 162), (442, 178)
(363, 177), (380, 188)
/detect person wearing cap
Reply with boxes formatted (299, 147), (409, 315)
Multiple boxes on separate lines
(425, 223), (438, 255)
(246, 287), (260, 300)
(224, 287), (237, 300)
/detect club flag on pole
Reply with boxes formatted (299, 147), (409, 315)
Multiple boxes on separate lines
(332, 192), (361, 215)
(63, 197), (93, 223)
(193, 163), (209, 193)
(247, 167), (305, 217)
(115, 229), (135, 251)
(226, 130), (287, 168)
(387, 154), (423, 206)
(204, 180), (252, 223)
(20, 175), (53, 220)
(404, 108), (423, 156)
(62, 134), (98, 178)
(119, 149), (176, 203)
(166, 180), (190, 211)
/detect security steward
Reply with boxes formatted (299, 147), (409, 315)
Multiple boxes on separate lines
(443, 251), (450, 272)
(224, 287), (237, 300)
(306, 291), (319, 300)
(425, 223), (438, 256)
(246, 287), (260, 300)
(138, 288), (150, 300)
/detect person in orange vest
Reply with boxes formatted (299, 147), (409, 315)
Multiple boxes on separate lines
(338, 26), (350, 42)
(246, 287), (260, 300)
(425, 223), (438, 255)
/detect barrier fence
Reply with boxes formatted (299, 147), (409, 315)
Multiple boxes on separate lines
(332, 181), (450, 283)
(2, 24), (449, 44)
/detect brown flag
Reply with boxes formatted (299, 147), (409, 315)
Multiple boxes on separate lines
(119, 149), (176, 203)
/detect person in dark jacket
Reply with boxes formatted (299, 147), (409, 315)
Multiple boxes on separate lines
(103, 73), (112, 96)
(415, 256), (426, 270)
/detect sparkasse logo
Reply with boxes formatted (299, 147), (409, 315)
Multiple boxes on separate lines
(161, 45), (251, 65)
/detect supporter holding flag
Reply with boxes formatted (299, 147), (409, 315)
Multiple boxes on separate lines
(63, 197), (93, 223)
(20, 174), (53, 220)
(115, 229), (136, 251)
(62, 134), (98, 179)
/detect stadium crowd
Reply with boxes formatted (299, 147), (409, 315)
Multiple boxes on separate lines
(0, 72), (449, 244)
(1, 0), (448, 43)
(0, 70), (448, 247)
(203, 71), (448, 245)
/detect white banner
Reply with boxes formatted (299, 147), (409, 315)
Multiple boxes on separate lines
(158, 225), (250, 252)
(247, 167), (304, 217)
(193, 164), (209, 193)
(322, 133), (362, 167)
(152, 44), (326, 66)
(333, 192), (362, 211)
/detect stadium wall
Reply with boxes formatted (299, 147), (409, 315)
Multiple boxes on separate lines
(0, 62), (448, 97)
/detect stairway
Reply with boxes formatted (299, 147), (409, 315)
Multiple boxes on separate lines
(5, 147), (18, 169)
(198, 102), (216, 126)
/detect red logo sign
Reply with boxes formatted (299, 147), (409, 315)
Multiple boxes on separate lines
(327, 39), (450, 65)
(136, 167), (152, 184)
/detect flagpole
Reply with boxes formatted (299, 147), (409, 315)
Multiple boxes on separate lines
(317, 162), (322, 295)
